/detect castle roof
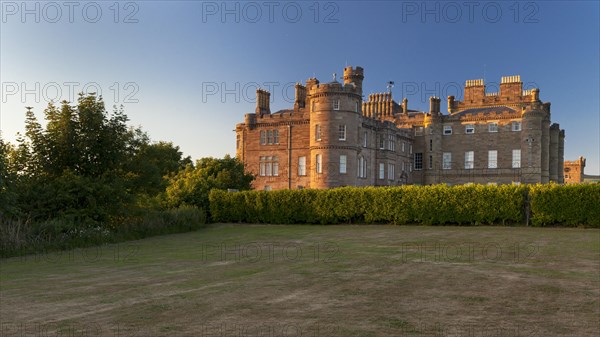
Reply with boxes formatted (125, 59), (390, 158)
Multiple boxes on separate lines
(452, 106), (516, 117)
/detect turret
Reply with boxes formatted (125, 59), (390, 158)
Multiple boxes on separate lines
(429, 96), (441, 115)
(294, 83), (307, 109)
(343, 66), (364, 95)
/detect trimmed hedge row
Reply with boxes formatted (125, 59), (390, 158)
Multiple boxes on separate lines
(529, 184), (600, 227)
(209, 185), (527, 225)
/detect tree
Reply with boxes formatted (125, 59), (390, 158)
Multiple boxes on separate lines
(163, 155), (254, 211)
(0, 136), (18, 217)
(127, 141), (192, 196)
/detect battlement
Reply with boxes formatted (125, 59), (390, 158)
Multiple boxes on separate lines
(449, 75), (541, 113)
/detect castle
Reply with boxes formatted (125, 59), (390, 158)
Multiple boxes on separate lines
(235, 66), (565, 190)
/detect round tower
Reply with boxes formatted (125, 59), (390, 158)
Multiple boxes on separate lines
(309, 71), (363, 189)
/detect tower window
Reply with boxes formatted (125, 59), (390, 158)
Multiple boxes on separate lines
(339, 155), (347, 174)
(333, 100), (340, 110)
(316, 154), (322, 174)
(315, 124), (321, 141)
(338, 125), (346, 141)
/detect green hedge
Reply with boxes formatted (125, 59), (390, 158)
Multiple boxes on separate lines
(210, 185), (527, 225)
(529, 184), (600, 227)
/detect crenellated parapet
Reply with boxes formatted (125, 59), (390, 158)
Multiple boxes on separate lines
(449, 76), (541, 114)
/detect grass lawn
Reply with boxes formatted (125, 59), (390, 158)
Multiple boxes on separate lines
(1, 225), (599, 336)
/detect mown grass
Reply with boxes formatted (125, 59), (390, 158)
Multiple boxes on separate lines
(1, 225), (598, 336)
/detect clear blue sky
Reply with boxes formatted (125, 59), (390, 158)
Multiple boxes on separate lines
(1, 1), (599, 174)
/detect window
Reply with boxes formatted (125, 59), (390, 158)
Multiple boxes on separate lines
(388, 134), (396, 151)
(388, 164), (395, 180)
(465, 151), (474, 169)
(315, 125), (321, 141)
(429, 139), (433, 152)
(428, 155), (433, 169)
(414, 153), (423, 170)
(363, 131), (368, 147)
(512, 121), (522, 131)
(415, 126), (424, 136)
(488, 150), (497, 169)
(409, 145), (413, 154)
(259, 156), (266, 176)
(311, 100), (316, 112)
(260, 131), (266, 145)
(236, 134), (240, 149)
(443, 125), (452, 135)
(465, 124), (475, 134)
(378, 134), (385, 149)
(316, 154), (322, 173)
(298, 156), (306, 176)
(355, 101), (359, 113)
(261, 129), (279, 145)
(339, 155), (347, 174)
(357, 156), (367, 178)
(512, 149), (521, 168)
(273, 157), (279, 176)
(443, 152), (452, 170)
(379, 163), (385, 179)
(338, 125), (346, 141)
(259, 156), (279, 176)
(333, 99), (340, 110)
(488, 123), (498, 132)
(402, 142), (405, 152)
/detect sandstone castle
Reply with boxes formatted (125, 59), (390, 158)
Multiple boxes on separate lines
(235, 66), (565, 190)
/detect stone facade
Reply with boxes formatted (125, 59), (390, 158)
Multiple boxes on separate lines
(235, 66), (565, 190)
(564, 157), (586, 184)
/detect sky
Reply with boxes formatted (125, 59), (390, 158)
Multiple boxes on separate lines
(1, 1), (599, 174)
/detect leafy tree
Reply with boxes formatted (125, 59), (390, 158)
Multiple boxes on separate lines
(0, 136), (18, 217)
(164, 155), (254, 211)
(127, 141), (192, 196)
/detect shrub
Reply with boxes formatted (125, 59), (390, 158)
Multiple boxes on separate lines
(529, 183), (600, 227)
